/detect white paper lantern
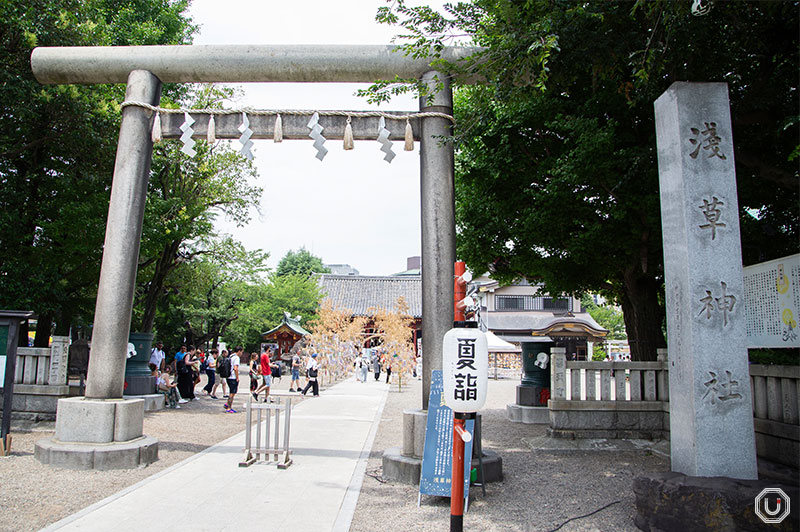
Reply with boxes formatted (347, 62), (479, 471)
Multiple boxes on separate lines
(442, 325), (488, 413)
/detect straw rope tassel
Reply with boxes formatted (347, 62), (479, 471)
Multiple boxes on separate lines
(404, 119), (414, 151)
(343, 116), (354, 150)
(207, 115), (216, 143)
(151, 112), (162, 143)
(274, 114), (283, 143)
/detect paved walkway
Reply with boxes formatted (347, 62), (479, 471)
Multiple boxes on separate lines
(40, 377), (389, 532)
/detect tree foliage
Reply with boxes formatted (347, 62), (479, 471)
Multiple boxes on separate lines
(143, 238), (269, 350)
(275, 248), (330, 278)
(368, 297), (416, 391)
(135, 85), (262, 333)
(0, 0), (195, 343)
(374, 0), (798, 360)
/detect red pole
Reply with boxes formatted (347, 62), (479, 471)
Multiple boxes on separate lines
(451, 413), (467, 532)
(454, 261), (466, 322)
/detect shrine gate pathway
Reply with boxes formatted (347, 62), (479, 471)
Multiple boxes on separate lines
(40, 378), (389, 532)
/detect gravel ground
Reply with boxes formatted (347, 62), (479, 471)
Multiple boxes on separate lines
(1, 370), (670, 532)
(350, 377), (671, 532)
(0, 367), (295, 532)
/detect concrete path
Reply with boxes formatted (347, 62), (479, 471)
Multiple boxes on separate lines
(41, 377), (389, 532)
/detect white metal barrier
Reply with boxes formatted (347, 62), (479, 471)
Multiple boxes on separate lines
(239, 394), (295, 469)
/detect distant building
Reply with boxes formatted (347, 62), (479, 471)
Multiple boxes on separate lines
(473, 275), (607, 360)
(317, 273), (422, 353)
(324, 263), (360, 276)
(392, 255), (421, 276)
(260, 312), (310, 358)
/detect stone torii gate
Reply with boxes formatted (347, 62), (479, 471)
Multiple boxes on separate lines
(31, 44), (474, 468)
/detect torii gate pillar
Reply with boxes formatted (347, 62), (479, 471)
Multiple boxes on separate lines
(419, 71), (455, 410)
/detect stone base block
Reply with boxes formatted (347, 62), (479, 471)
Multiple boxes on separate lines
(517, 385), (548, 407)
(114, 398), (144, 441)
(507, 404), (549, 424)
(634, 472), (799, 532)
(54, 397), (144, 443)
(383, 446), (421, 484)
(55, 397), (116, 443)
(123, 375), (156, 396)
(126, 393), (166, 412)
(403, 409), (428, 457)
(35, 436), (158, 470)
(382, 447), (503, 485)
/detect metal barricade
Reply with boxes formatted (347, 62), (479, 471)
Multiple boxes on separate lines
(239, 394), (295, 469)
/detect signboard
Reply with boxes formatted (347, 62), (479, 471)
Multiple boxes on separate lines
(442, 325), (488, 413)
(419, 370), (474, 499)
(743, 254), (799, 348)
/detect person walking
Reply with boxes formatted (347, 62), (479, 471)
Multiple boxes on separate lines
(224, 347), (242, 413)
(289, 351), (302, 392)
(213, 349), (229, 399)
(254, 348), (272, 402)
(358, 352), (369, 383)
(248, 352), (260, 400)
(372, 351), (381, 381)
(385, 359), (392, 384)
(202, 349), (217, 396)
(300, 353), (320, 397)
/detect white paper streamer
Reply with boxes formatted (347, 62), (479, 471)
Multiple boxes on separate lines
(179, 112), (196, 157)
(377, 116), (395, 163)
(307, 112), (328, 161)
(238, 112), (254, 161)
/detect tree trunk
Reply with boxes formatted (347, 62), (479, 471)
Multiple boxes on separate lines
(619, 270), (666, 361)
(140, 239), (180, 332)
(54, 310), (72, 336)
(33, 312), (53, 347)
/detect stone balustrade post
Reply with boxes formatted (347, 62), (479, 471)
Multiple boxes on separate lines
(550, 348), (567, 400)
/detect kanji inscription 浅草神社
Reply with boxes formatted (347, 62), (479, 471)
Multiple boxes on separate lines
(655, 82), (757, 480)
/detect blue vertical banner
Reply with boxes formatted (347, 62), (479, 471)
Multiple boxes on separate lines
(419, 370), (474, 499)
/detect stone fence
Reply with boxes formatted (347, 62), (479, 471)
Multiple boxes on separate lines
(548, 348), (799, 467)
(749, 364), (799, 468)
(548, 348), (671, 440)
(0, 336), (71, 421)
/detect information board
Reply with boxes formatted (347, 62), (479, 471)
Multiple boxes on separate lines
(743, 254), (800, 348)
(419, 370), (474, 499)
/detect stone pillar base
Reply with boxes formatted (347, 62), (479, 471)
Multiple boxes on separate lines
(35, 396), (158, 470)
(123, 375), (156, 396)
(383, 408), (503, 484)
(633, 472), (798, 531)
(507, 404), (549, 424)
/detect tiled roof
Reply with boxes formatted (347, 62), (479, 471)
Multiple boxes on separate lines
(317, 274), (422, 318)
(487, 311), (606, 333)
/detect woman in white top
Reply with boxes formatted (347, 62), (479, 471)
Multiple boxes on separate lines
(300, 353), (320, 397)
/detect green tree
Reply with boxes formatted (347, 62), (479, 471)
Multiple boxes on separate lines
(158, 239), (269, 349)
(275, 248), (330, 278)
(373, 1), (798, 360)
(222, 273), (324, 351)
(0, 0), (195, 344)
(135, 85), (261, 333)
(581, 296), (626, 341)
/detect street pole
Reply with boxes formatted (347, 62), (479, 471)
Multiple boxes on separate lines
(450, 411), (472, 532)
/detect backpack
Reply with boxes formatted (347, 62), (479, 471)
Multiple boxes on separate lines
(218, 356), (232, 378)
